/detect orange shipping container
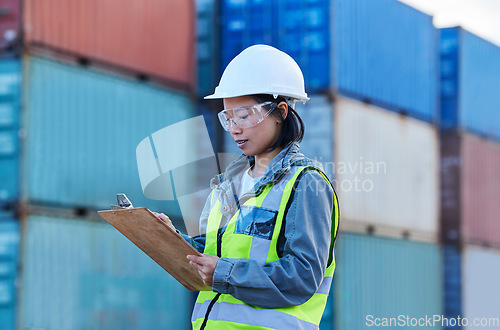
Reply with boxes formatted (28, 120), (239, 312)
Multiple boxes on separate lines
(24, 0), (195, 89)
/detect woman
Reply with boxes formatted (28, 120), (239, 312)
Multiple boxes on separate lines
(159, 45), (339, 329)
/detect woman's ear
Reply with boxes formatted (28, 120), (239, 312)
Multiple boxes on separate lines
(277, 101), (288, 120)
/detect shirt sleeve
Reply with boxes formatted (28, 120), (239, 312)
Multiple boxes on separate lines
(179, 232), (206, 254)
(212, 169), (335, 308)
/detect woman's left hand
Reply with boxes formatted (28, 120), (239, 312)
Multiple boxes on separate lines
(187, 254), (220, 287)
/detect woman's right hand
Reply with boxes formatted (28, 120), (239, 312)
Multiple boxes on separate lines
(152, 212), (175, 231)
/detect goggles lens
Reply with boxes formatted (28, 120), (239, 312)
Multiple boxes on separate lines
(218, 102), (277, 131)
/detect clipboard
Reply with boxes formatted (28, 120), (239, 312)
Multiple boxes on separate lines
(98, 207), (211, 291)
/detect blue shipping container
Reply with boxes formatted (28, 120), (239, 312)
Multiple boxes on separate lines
(0, 60), (22, 100)
(334, 233), (443, 329)
(0, 59), (21, 206)
(440, 27), (500, 141)
(20, 215), (191, 330)
(219, 0), (438, 122)
(0, 130), (17, 156)
(0, 219), (20, 330)
(0, 59), (21, 130)
(332, 0), (438, 122)
(0, 218), (20, 260)
(220, 0), (330, 92)
(443, 245), (461, 330)
(196, 0), (220, 97)
(319, 294), (334, 329)
(23, 56), (196, 214)
(0, 157), (18, 204)
(0, 103), (17, 128)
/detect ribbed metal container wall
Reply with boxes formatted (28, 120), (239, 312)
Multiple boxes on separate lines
(334, 233), (443, 329)
(0, 218), (20, 330)
(462, 135), (500, 247)
(0, 0), (21, 55)
(220, 0), (330, 92)
(335, 97), (439, 240)
(440, 27), (500, 141)
(23, 56), (195, 213)
(295, 95), (334, 180)
(20, 215), (191, 329)
(23, 0), (195, 88)
(0, 59), (21, 206)
(196, 0), (219, 97)
(443, 245), (461, 330)
(441, 132), (500, 247)
(463, 246), (500, 329)
(219, 0), (438, 122)
(332, 0), (439, 122)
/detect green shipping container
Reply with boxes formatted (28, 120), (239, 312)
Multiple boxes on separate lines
(333, 233), (443, 329)
(20, 215), (192, 329)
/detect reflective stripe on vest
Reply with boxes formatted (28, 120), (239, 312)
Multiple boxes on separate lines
(193, 166), (339, 330)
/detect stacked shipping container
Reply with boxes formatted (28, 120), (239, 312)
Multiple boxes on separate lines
(214, 1), (443, 329)
(440, 26), (500, 329)
(0, 0), (495, 328)
(0, 1), (22, 322)
(217, 0), (438, 122)
(334, 233), (442, 329)
(0, 217), (20, 330)
(330, 94), (442, 329)
(0, 59), (20, 209)
(22, 56), (195, 214)
(11, 0), (199, 328)
(21, 215), (190, 329)
(23, 0), (195, 89)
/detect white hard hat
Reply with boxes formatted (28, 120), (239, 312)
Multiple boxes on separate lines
(205, 44), (309, 103)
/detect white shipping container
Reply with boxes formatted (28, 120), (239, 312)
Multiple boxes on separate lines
(463, 246), (500, 329)
(295, 95), (334, 180)
(334, 97), (439, 240)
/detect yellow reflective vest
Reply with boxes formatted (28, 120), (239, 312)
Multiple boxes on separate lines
(192, 165), (339, 329)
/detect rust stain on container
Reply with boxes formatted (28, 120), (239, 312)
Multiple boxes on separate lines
(0, 0), (21, 53)
(24, 0), (195, 88)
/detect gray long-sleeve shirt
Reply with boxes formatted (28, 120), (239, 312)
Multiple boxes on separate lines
(182, 141), (337, 308)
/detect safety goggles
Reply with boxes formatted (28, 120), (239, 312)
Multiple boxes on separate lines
(218, 102), (277, 131)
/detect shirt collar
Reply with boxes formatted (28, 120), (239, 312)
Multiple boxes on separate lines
(212, 141), (320, 188)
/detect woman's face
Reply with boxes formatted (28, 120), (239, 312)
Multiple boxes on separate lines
(223, 95), (285, 157)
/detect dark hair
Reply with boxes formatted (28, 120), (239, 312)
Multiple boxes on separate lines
(251, 94), (305, 152)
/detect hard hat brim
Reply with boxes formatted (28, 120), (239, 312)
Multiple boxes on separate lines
(204, 91), (309, 102)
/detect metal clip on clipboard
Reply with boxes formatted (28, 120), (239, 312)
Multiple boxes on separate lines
(111, 193), (134, 210)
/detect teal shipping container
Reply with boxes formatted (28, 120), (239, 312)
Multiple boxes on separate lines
(0, 60), (21, 128)
(333, 233), (443, 329)
(0, 59), (21, 206)
(0, 218), (20, 330)
(20, 215), (192, 330)
(23, 56), (196, 215)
